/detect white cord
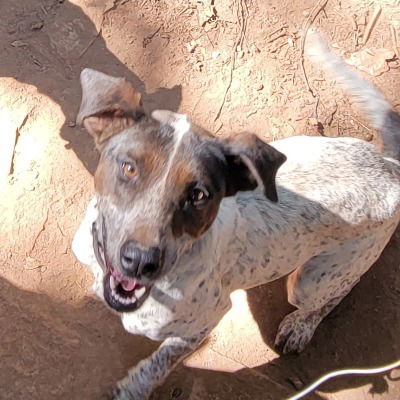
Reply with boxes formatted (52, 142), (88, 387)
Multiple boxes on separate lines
(286, 359), (400, 400)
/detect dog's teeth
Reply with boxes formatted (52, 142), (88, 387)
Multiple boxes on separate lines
(111, 291), (122, 302)
(135, 287), (146, 299)
(110, 276), (116, 290)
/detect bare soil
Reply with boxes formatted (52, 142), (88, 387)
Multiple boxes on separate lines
(1, 0), (400, 399)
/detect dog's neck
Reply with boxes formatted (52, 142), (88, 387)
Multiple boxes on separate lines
(168, 195), (243, 280)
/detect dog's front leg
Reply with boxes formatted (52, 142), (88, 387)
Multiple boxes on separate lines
(113, 333), (206, 400)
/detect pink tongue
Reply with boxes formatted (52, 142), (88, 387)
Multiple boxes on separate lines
(121, 279), (137, 291)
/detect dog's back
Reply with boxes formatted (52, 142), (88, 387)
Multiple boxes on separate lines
(307, 32), (400, 163)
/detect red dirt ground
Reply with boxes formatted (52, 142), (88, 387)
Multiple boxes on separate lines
(1, 0), (400, 399)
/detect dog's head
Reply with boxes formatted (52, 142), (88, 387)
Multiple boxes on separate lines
(77, 68), (286, 313)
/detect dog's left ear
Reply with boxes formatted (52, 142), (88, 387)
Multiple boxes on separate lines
(77, 68), (144, 148)
(221, 132), (286, 202)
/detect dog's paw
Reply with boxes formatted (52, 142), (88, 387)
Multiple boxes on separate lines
(274, 310), (321, 354)
(110, 375), (150, 400)
(110, 387), (132, 400)
(111, 386), (145, 400)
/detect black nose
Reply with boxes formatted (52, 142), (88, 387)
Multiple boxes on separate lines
(120, 240), (162, 278)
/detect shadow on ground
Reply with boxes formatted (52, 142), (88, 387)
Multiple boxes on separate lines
(0, 276), (156, 400)
(0, 0), (182, 175)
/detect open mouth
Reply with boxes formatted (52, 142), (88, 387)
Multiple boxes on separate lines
(92, 221), (151, 313)
(103, 267), (151, 313)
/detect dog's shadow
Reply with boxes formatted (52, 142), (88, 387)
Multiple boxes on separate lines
(155, 228), (400, 400)
(0, 275), (159, 400)
(0, 0), (182, 175)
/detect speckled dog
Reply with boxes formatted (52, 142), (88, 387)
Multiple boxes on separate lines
(72, 36), (400, 399)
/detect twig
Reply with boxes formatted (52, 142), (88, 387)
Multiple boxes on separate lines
(28, 209), (49, 255)
(343, 113), (371, 132)
(79, 15), (104, 58)
(300, 0), (329, 98)
(390, 25), (400, 60)
(352, 116), (371, 132)
(10, 112), (30, 175)
(266, 24), (288, 39)
(79, 0), (123, 59)
(313, 96), (320, 119)
(191, 89), (206, 114)
(324, 102), (337, 126)
(210, 347), (291, 393)
(57, 222), (66, 237)
(214, 0), (248, 121)
(266, 32), (286, 44)
(362, 6), (382, 45)
(143, 26), (161, 48)
(241, 0), (249, 50)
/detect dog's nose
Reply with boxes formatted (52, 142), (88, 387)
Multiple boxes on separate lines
(120, 240), (162, 278)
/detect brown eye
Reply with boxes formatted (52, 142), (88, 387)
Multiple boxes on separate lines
(122, 162), (137, 179)
(189, 186), (209, 205)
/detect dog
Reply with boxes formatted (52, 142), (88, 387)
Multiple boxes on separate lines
(72, 35), (400, 399)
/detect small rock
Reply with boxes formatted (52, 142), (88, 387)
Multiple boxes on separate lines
(186, 40), (197, 53)
(287, 376), (304, 390)
(31, 21), (44, 30)
(364, 132), (373, 141)
(302, 10), (310, 17)
(171, 387), (182, 398)
(237, 50), (244, 59)
(195, 61), (203, 72)
(211, 50), (220, 59)
(256, 84), (264, 91)
(242, 68), (251, 77)
(288, 37), (294, 47)
(68, 121), (76, 128)
(11, 40), (28, 48)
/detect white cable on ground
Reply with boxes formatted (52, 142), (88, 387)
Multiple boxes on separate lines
(286, 359), (400, 400)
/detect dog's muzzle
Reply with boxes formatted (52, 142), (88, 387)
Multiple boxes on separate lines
(91, 220), (153, 313)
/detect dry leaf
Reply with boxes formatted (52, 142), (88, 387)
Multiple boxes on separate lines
(346, 48), (395, 76)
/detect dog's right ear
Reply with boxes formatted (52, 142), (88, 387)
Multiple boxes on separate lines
(77, 68), (145, 149)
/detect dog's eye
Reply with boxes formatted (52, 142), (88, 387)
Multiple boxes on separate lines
(188, 186), (209, 205)
(122, 162), (137, 179)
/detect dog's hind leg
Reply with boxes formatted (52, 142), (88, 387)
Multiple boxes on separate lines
(113, 333), (207, 400)
(274, 234), (389, 354)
